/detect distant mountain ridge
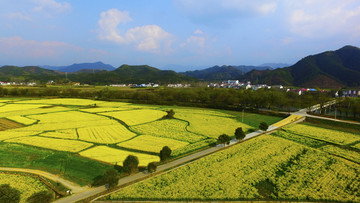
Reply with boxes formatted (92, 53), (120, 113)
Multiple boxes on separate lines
(181, 65), (273, 81)
(245, 45), (360, 88)
(0, 64), (196, 84)
(41, 61), (115, 73)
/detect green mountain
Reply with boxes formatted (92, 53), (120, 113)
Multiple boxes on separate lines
(0, 64), (197, 84)
(0, 66), (61, 82)
(181, 65), (273, 81)
(246, 45), (360, 88)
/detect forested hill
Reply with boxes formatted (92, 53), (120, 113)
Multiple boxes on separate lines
(0, 64), (197, 84)
(181, 65), (273, 81)
(41, 61), (115, 72)
(245, 45), (360, 88)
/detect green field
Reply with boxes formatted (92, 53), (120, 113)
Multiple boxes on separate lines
(105, 121), (360, 202)
(0, 98), (282, 185)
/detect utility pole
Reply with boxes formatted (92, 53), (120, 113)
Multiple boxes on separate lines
(65, 72), (68, 81)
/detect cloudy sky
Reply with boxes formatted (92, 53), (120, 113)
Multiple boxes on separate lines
(1, 0), (360, 70)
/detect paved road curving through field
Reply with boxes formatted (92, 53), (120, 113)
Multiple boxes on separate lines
(54, 128), (275, 203)
(0, 167), (88, 193)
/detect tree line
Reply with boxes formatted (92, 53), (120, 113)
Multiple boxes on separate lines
(0, 86), (333, 111)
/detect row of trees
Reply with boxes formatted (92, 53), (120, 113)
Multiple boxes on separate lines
(94, 146), (172, 189)
(217, 122), (269, 146)
(0, 86), (332, 111)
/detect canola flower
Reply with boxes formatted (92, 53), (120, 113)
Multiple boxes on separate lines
(130, 119), (204, 143)
(77, 125), (136, 144)
(101, 109), (167, 126)
(175, 111), (251, 138)
(106, 135), (360, 202)
(79, 146), (159, 166)
(284, 124), (360, 145)
(272, 115), (303, 128)
(0, 173), (49, 203)
(5, 136), (93, 152)
(6, 116), (37, 125)
(117, 135), (189, 153)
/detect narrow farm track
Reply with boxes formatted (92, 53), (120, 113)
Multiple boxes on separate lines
(0, 167), (88, 193)
(54, 127), (282, 203)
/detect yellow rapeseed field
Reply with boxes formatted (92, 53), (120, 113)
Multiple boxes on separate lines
(106, 135), (360, 202)
(0, 130), (40, 141)
(0, 104), (48, 113)
(40, 129), (78, 139)
(130, 119), (204, 142)
(117, 135), (189, 153)
(79, 146), (160, 166)
(284, 124), (360, 145)
(272, 115), (303, 128)
(6, 116), (37, 125)
(175, 111), (252, 138)
(77, 125), (136, 144)
(5, 136), (93, 152)
(79, 107), (132, 113)
(15, 98), (106, 106)
(101, 109), (167, 126)
(0, 173), (50, 203)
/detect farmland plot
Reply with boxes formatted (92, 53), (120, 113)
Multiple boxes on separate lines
(77, 125), (136, 144)
(79, 146), (159, 166)
(284, 124), (360, 145)
(131, 119), (204, 142)
(5, 136), (93, 152)
(106, 135), (360, 202)
(117, 135), (189, 153)
(101, 109), (167, 126)
(0, 173), (50, 203)
(175, 111), (252, 138)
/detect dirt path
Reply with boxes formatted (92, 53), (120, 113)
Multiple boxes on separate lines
(0, 167), (89, 193)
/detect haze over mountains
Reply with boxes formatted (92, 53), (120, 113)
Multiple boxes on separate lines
(41, 61), (115, 73)
(0, 46), (359, 88)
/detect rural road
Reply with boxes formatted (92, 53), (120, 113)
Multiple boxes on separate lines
(54, 128), (272, 203)
(0, 167), (88, 193)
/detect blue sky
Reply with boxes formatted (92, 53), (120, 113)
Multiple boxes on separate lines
(1, 0), (360, 71)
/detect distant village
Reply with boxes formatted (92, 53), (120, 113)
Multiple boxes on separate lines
(1, 80), (359, 97)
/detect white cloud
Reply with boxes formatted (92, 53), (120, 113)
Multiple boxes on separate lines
(286, 0), (360, 38)
(32, 0), (71, 14)
(4, 12), (32, 21)
(98, 9), (173, 53)
(181, 30), (208, 49)
(194, 29), (203, 35)
(0, 36), (106, 61)
(174, 0), (278, 25)
(98, 9), (132, 43)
